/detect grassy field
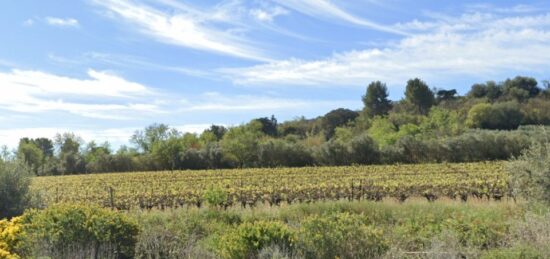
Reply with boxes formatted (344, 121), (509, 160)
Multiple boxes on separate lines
(30, 162), (510, 210)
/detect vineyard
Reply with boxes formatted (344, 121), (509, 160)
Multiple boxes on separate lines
(31, 162), (510, 210)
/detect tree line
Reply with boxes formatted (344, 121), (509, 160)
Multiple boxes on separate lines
(9, 76), (550, 175)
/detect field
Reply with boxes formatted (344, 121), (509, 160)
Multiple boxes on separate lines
(31, 162), (510, 210)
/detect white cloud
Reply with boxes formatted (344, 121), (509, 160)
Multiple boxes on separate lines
(273, 0), (407, 35)
(225, 11), (550, 86)
(250, 6), (289, 22)
(0, 69), (162, 119)
(45, 17), (79, 27)
(93, 0), (270, 61)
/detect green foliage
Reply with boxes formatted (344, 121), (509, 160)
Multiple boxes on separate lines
(0, 162), (31, 219)
(503, 76), (540, 101)
(151, 135), (184, 170)
(468, 81), (502, 101)
(297, 212), (388, 259)
(405, 78), (435, 114)
(467, 102), (523, 130)
(20, 204), (139, 259)
(321, 108), (359, 139)
(17, 141), (43, 176)
(215, 221), (294, 259)
(419, 107), (464, 137)
(481, 245), (543, 259)
(258, 139), (313, 167)
(203, 186), (228, 208)
(54, 133), (86, 174)
(509, 139), (550, 204)
(221, 121), (264, 167)
(368, 116), (398, 147)
(363, 81), (392, 117)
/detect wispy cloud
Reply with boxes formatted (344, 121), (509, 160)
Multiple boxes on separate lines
(45, 17), (80, 27)
(93, 0), (270, 61)
(48, 52), (213, 78)
(273, 0), (408, 35)
(225, 11), (550, 86)
(250, 6), (289, 22)
(0, 69), (162, 119)
(23, 19), (34, 26)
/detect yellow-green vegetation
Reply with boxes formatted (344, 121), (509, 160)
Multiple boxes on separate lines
(2, 200), (548, 258)
(0, 204), (139, 259)
(31, 162), (509, 209)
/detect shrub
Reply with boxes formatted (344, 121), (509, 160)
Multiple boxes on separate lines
(20, 204), (139, 259)
(203, 186), (228, 208)
(0, 162), (31, 219)
(509, 139), (550, 203)
(0, 217), (24, 258)
(215, 221), (294, 259)
(297, 212), (388, 259)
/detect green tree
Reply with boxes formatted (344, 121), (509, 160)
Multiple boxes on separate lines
(368, 117), (398, 147)
(131, 123), (174, 153)
(321, 108), (359, 139)
(253, 115), (278, 137)
(405, 78), (435, 114)
(17, 140), (43, 175)
(503, 76), (540, 101)
(221, 121), (264, 167)
(203, 125), (227, 141)
(362, 81), (392, 117)
(0, 162), (31, 219)
(55, 133), (85, 174)
(83, 141), (113, 173)
(466, 102), (523, 130)
(151, 136), (184, 170)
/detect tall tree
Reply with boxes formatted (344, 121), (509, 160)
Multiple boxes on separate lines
(17, 139), (44, 175)
(55, 133), (85, 174)
(405, 78), (435, 114)
(503, 76), (540, 101)
(131, 123), (175, 153)
(254, 115), (278, 136)
(362, 81), (392, 117)
(321, 108), (359, 139)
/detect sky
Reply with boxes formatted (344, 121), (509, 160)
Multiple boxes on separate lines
(1, 0), (550, 148)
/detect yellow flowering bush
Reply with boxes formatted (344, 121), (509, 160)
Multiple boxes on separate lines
(0, 217), (23, 259)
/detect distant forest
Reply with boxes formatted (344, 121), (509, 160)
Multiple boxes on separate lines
(9, 76), (550, 175)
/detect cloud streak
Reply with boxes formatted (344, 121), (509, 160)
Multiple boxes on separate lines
(93, 0), (270, 61)
(226, 11), (550, 86)
(274, 0), (407, 35)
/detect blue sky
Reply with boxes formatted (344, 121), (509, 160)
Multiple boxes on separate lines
(1, 0), (550, 147)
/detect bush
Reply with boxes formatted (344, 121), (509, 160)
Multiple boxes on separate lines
(215, 221), (294, 259)
(297, 212), (388, 259)
(0, 162), (31, 219)
(20, 204), (139, 259)
(203, 186), (228, 208)
(467, 102), (523, 130)
(509, 139), (550, 203)
(0, 217), (24, 258)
